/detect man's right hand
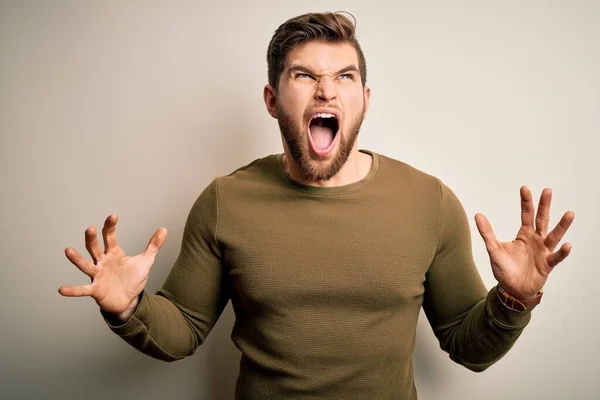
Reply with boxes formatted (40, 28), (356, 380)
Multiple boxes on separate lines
(58, 214), (167, 323)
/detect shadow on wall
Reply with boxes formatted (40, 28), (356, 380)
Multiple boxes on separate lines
(205, 304), (241, 400)
(412, 312), (451, 396)
(192, 101), (261, 399)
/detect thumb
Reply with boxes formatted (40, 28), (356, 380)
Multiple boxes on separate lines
(475, 213), (499, 253)
(142, 227), (168, 260)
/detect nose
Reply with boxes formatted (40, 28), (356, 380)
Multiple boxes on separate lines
(314, 76), (337, 102)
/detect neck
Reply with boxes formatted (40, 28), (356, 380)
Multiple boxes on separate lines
(282, 144), (372, 188)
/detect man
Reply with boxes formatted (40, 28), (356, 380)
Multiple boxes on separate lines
(59, 12), (575, 399)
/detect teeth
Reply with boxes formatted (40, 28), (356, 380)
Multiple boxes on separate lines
(313, 112), (335, 119)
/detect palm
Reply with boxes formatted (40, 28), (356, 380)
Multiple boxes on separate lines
(475, 186), (574, 300)
(90, 248), (152, 314)
(59, 214), (167, 315)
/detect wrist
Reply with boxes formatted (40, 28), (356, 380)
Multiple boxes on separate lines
(119, 294), (141, 321)
(101, 293), (141, 325)
(497, 284), (543, 312)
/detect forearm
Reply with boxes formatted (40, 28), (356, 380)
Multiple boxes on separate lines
(99, 180), (227, 362)
(101, 290), (201, 362)
(434, 285), (532, 372)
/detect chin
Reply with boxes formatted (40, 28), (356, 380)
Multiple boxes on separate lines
(278, 104), (362, 181)
(299, 138), (351, 181)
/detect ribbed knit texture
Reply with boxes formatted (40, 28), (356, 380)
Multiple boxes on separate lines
(105, 150), (533, 399)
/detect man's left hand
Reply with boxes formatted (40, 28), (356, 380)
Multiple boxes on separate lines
(474, 186), (575, 300)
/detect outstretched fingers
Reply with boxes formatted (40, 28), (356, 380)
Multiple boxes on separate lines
(535, 188), (552, 236)
(520, 186), (535, 230)
(85, 226), (103, 263)
(102, 214), (119, 252)
(545, 211), (575, 251)
(142, 228), (168, 261)
(58, 283), (94, 297)
(475, 213), (500, 253)
(547, 242), (572, 268)
(65, 247), (98, 278)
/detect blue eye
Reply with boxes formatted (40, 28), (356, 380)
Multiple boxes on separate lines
(297, 73), (315, 80)
(338, 74), (353, 80)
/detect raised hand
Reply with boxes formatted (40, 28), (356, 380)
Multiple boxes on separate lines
(475, 186), (574, 300)
(59, 214), (167, 321)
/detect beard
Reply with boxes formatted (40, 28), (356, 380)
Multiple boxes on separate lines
(276, 100), (366, 181)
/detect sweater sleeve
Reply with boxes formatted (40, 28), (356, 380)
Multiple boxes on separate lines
(422, 181), (534, 372)
(101, 179), (230, 361)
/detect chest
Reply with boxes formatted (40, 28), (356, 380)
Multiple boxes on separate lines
(219, 195), (439, 312)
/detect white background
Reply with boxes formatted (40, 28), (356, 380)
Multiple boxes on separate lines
(1, 1), (598, 399)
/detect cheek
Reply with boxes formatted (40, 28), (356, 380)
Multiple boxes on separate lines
(282, 94), (311, 122)
(282, 83), (312, 104)
(342, 91), (366, 118)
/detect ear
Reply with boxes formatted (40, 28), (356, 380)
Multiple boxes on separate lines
(362, 86), (371, 120)
(263, 84), (278, 119)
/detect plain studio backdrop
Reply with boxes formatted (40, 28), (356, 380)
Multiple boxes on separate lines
(1, 1), (598, 399)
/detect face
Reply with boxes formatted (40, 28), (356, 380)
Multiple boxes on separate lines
(265, 41), (370, 181)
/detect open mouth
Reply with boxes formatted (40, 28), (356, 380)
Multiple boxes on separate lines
(308, 112), (340, 155)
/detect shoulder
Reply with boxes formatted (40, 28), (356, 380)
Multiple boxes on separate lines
(374, 151), (444, 197)
(213, 154), (282, 191)
(373, 151), (467, 215)
(186, 154), (282, 219)
(222, 154), (279, 178)
(374, 152), (470, 243)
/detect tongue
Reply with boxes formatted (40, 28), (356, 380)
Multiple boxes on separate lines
(310, 125), (334, 150)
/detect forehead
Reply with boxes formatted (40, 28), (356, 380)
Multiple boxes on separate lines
(284, 41), (360, 72)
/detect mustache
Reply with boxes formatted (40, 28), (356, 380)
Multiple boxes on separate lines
(303, 105), (341, 119)
(274, 98), (340, 116)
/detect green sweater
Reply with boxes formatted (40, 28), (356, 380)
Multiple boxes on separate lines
(105, 150), (533, 399)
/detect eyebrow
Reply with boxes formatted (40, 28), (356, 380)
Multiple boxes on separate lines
(288, 64), (359, 77)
